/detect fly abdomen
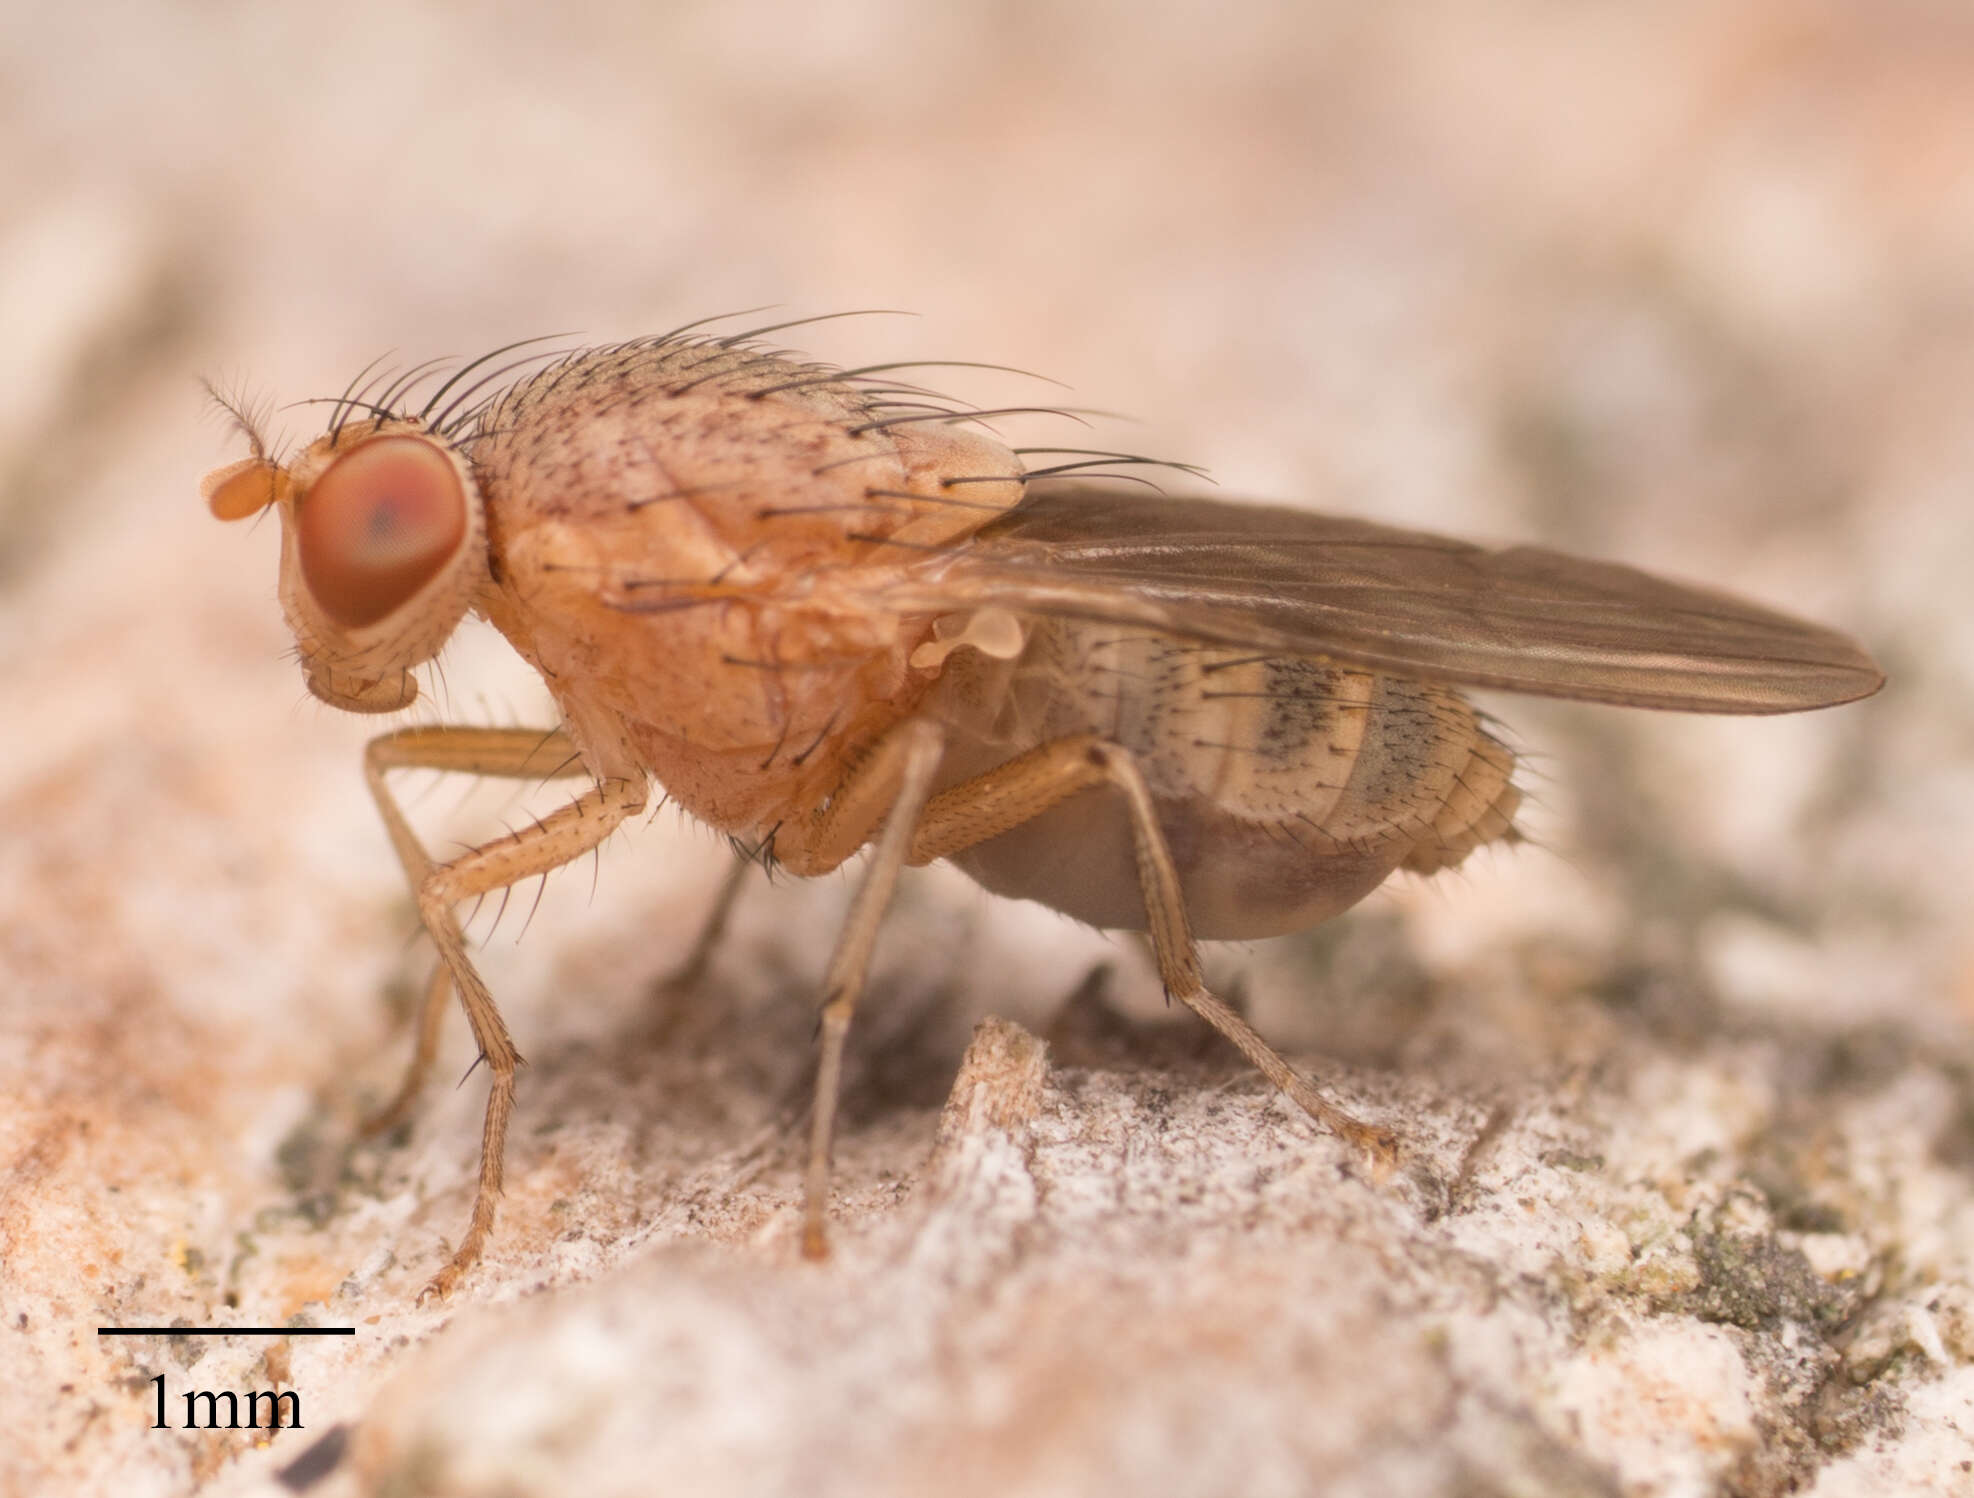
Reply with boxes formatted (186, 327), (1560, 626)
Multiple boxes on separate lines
(931, 620), (1522, 939)
(1400, 723), (1521, 877)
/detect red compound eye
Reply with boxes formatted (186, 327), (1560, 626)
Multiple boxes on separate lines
(298, 437), (467, 629)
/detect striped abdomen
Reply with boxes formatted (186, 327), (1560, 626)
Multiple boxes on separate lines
(929, 619), (1520, 939)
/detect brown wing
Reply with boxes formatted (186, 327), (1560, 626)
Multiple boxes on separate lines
(893, 485), (1883, 713)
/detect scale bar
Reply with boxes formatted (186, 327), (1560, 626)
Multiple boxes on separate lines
(98, 1327), (355, 1336)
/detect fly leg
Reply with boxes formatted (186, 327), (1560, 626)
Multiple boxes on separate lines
(361, 725), (648, 1299)
(908, 734), (1399, 1166)
(360, 728), (592, 1136)
(361, 961), (451, 1140)
(770, 718), (946, 1259)
(652, 848), (757, 998)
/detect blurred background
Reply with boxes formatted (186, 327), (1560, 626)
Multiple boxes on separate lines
(3, 1), (1970, 1491)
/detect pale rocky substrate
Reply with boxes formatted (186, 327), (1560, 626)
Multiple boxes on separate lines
(4, 692), (1970, 1496)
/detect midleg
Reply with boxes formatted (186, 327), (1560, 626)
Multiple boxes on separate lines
(651, 848), (756, 998)
(771, 718), (946, 1258)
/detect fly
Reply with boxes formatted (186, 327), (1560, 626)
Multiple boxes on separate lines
(203, 318), (1884, 1298)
